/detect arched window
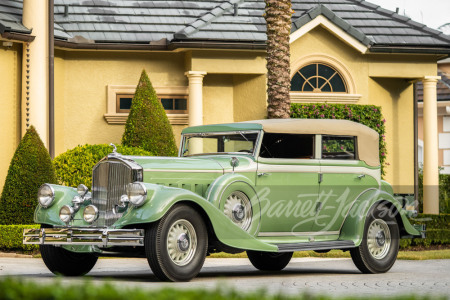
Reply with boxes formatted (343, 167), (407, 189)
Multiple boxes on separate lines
(291, 63), (347, 93)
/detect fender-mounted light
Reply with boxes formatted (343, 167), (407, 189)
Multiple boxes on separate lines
(59, 205), (74, 223)
(127, 182), (147, 207)
(38, 184), (55, 208)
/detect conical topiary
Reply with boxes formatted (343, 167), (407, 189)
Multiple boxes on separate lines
(122, 69), (178, 156)
(0, 126), (57, 224)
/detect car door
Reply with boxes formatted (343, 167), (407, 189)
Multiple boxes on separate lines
(255, 133), (321, 235)
(311, 135), (379, 233)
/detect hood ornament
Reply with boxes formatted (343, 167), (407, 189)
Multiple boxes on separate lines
(109, 143), (120, 157)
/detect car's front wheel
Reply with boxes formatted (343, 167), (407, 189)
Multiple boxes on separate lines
(350, 203), (399, 273)
(40, 244), (98, 276)
(247, 251), (293, 271)
(145, 205), (208, 281)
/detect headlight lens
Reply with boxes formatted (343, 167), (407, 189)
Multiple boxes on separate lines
(59, 205), (74, 223)
(127, 182), (147, 206)
(38, 184), (55, 208)
(83, 205), (99, 223)
(77, 184), (89, 197)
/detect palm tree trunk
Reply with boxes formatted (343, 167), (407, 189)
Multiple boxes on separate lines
(265, 0), (292, 119)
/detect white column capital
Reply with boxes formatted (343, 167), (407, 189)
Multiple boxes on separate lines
(422, 76), (441, 83)
(185, 71), (207, 78)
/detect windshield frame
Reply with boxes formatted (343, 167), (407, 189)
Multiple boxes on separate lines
(179, 130), (262, 157)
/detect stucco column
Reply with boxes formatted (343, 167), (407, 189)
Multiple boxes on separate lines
(185, 71), (207, 126)
(21, 0), (49, 146)
(422, 76), (440, 214)
(185, 71), (207, 154)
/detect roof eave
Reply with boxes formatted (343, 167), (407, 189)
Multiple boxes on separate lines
(369, 45), (450, 55)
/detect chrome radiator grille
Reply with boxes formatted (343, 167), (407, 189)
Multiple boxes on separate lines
(92, 160), (133, 227)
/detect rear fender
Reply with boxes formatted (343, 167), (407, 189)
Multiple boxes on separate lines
(340, 189), (421, 246)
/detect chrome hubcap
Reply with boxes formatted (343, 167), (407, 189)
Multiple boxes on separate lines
(367, 219), (391, 259)
(167, 219), (197, 266)
(224, 191), (252, 231)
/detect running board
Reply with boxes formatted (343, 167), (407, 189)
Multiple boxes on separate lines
(276, 240), (355, 252)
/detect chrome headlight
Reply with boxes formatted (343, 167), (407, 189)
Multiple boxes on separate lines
(127, 182), (147, 206)
(38, 184), (55, 208)
(83, 205), (99, 223)
(59, 205), (74, 223)
(77, 184), (89, 197)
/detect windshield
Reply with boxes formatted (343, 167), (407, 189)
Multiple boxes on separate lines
(181, 131), (260, 157)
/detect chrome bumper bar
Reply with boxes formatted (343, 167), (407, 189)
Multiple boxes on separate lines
(23, 227), (144, 247)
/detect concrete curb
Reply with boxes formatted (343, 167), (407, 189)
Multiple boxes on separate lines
(0, 252), (33, 258)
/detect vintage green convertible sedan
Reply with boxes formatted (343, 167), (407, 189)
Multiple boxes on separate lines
(24, 119), (424, 281)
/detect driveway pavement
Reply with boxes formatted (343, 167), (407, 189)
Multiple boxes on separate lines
(0, 256), (449, 298)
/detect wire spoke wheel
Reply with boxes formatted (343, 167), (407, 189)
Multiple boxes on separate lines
(166, 219), (197, 266)
(367, 219), (391, 259)
(224, 191), (252, 231)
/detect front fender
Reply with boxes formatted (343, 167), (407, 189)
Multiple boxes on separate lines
(34, 184), (77, 226)
(115, 183), (276, 252)
(340, 189), (421, 246)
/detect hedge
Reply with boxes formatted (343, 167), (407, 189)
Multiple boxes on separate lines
(400, 214), (450, 249)
(0, 126), (57, 225)
(418, 171), (450, 214)
(0, 278), (443, 300)
(291, 103), (387, 177)
(0, 224), (39, 251)
(53, 144), (152, 188)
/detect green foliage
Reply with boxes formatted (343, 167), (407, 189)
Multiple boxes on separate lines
(122, 69), (178, 157)
(54, 144), (152, 188)
(0, 126), (57, 225)
(0, 225), (39, 251)
(0, 278), (443, 300)
(418, 170), (450, 214)
(400, 213), (450, 249)
(291, 103), (388, 177)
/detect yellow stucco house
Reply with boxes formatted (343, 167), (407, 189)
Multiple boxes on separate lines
(1, 0), (449, 213)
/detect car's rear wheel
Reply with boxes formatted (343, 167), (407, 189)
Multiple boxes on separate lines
(350, 203), (399, 273)
(145, 205), (208, 282)
(247, 251), (293, 271)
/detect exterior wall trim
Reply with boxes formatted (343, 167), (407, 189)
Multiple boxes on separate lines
(290, 15), (369, 54)
(104, 85), (189, 125)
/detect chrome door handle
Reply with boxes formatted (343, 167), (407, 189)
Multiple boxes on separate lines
(257, 173), (270, 177)
(357, 174), (365, 179)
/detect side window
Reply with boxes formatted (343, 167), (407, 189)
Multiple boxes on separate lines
(322, 135), (356, 160)
(260, 133), (314, 159)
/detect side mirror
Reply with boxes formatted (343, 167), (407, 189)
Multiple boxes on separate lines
(230, 157), (240, 173)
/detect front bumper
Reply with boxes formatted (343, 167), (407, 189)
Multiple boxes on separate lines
(23, 227), (144, 247)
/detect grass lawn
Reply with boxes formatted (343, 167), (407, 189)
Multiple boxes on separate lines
(209, 249), (450, 260)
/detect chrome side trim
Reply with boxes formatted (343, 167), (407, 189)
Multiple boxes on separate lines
(23, 228), (144, 247)
(144, 169), (223, 173)
(258, 231), (340, 237)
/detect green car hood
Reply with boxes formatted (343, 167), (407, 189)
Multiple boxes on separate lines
(128, 156), (225, 172)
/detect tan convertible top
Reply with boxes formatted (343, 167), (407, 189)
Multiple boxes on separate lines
(242, 119), (380, 167)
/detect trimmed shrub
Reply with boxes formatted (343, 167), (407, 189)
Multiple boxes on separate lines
(122, 69), (178, 156)
(291, 103), (387, 177)
(0, 126), (57, 225)
(0, 224), (39, 251)
(54, 144), (152, 188)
